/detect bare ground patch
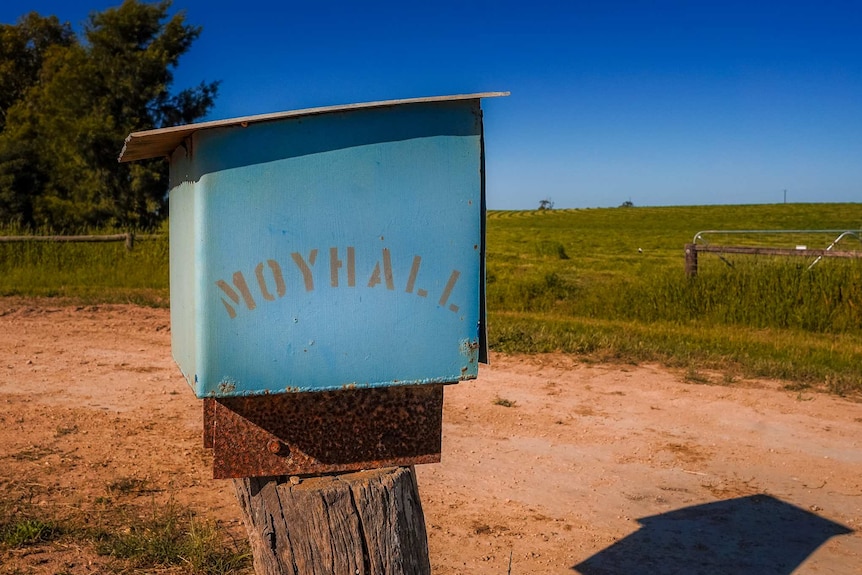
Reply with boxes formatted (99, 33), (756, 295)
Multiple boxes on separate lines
(1, 300), (860, 573)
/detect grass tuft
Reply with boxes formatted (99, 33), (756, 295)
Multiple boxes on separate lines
(1, 518), (62, 547)
(107, 477), (148, 496)
(684, 368), (711, 385)
(93, 502), (249, 574)
(0, 491), (250, 575)
(493, 396), (517, 408)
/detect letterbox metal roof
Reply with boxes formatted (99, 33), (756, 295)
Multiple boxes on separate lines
(119, 92), (509, 162)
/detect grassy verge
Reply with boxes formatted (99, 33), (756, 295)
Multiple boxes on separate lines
(0, 495), (250, 574)
(490, 312), (862, 395)
(484, 204), (862, 394)
(91, 502), (250, 574)
(0, 224), (169, 306)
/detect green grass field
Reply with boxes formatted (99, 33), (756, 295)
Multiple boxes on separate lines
(486, 203), (862, 393)
(2, 203), (861, 393)
(0, 223), (170, 306)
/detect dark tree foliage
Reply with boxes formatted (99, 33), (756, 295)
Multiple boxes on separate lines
(0, 0), (218, 231)
(0, 13), (75, 133)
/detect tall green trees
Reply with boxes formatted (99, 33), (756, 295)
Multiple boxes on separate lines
(0, 0), (218, 230)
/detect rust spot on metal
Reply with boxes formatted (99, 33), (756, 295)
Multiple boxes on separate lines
(218, 379), (237, 394)
(267, 439), (289, 456)
(208, 384), (444, 479)
(460, 339), (480, 352)
(459, 338), (480, 366)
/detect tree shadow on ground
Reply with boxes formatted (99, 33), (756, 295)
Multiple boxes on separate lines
(573, 494), (852, 575)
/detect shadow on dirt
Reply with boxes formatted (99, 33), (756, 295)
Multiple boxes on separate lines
(572, 494), (852, 574)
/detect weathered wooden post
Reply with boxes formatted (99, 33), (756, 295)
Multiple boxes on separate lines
(685, 242), (698, 277)
(119, 93), (507, 574)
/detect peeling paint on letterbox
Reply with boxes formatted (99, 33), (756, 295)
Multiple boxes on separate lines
(217, 378), (238, 395)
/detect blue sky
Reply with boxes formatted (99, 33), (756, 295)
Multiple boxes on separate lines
(3, 1), (861, 209)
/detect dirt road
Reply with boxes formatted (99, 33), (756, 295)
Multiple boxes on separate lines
(1, 301), (860, 573)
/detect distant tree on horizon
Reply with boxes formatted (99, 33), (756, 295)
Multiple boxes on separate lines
(0, 0), (219, 231)
(538, 197), (554, 210)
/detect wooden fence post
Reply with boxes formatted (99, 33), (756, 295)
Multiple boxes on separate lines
(232, 466), (431, 575)
(684, 243), (698, 277)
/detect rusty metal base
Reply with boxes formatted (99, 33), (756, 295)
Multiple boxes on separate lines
(203, 384), (444, 479)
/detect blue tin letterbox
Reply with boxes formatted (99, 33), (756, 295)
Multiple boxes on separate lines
(121, 93), (506, 478)
(121, 93), (505, 399)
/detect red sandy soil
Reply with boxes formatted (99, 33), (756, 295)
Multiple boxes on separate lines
(1, 300), (860, 574)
